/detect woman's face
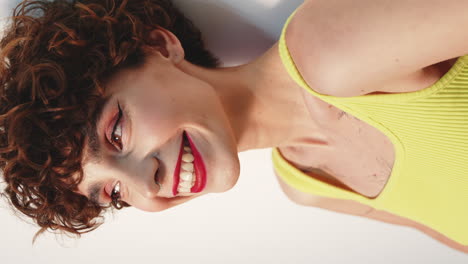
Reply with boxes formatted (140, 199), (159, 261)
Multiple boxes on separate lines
(77, 54), (240, 212)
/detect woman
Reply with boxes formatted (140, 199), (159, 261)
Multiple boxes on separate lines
(1, 0), (467, 252)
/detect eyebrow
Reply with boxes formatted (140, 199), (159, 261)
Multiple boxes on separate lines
(84, 95), (113, 204)
(87, 95), (112, 158)
(89, 181), (104, 204)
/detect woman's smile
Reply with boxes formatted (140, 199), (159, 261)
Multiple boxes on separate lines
(172, 130), (208, 196)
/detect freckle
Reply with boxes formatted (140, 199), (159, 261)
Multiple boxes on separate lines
(328, 104), (332, 108)
(338, 111), (346, 119)
(395, 58), (400, 62)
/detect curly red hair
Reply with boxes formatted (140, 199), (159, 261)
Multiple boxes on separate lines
(0, 0), (218, 239)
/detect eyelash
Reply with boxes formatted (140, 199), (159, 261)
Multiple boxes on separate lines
(109, 103), (124, 151)
(107, 103), (124, 207)
(110, 182), (123, 208)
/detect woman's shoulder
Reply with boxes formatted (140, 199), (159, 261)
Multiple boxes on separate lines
(274, 162), (468, 252)
(284, 0), (468, 97)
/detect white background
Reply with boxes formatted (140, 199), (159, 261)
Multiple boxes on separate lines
(1, 0), (467, 263)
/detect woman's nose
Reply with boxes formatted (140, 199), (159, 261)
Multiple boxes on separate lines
(120, 156), (161, 199)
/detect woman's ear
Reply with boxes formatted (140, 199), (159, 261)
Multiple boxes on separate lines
(145, 27), (185, 63)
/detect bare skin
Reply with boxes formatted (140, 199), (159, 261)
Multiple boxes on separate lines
(78, 0), (468, 252)
(275, 0), (468, 252)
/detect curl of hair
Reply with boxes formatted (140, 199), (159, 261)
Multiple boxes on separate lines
(0, 0), (219, 240)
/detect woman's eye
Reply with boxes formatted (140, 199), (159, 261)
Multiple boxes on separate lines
(110, 181), (121, 202)
(110, 104), (123, 151)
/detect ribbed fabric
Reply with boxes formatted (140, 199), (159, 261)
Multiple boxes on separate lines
(272, 10), (468, 245)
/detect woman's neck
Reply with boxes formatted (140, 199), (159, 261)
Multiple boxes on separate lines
(178, 44), (330, 152)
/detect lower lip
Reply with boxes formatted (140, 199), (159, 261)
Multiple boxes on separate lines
(172, 131), (207, 196)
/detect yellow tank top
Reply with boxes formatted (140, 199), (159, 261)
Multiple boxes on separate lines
(272, 11), (468, 245)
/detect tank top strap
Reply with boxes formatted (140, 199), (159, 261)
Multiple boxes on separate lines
(272, 148), (382, 207)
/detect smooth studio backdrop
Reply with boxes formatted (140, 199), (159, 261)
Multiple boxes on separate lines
(1, 0), (467, 263)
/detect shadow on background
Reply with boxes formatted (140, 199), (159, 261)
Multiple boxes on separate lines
(174, 0), (303, 66)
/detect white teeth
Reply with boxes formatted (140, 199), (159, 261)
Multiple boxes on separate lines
(177, 186), (191, 193)
(181, 162), (194, 172)
(177, 144), (195, 193)
(179, 181), (192, 189)
(180, 171), (193, 181)
(182, 153), (194, 162)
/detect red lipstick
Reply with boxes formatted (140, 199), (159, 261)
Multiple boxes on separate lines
(185, 132), (206, 193)
(172, 131), (207, 196)
(172, 134), (184, 196)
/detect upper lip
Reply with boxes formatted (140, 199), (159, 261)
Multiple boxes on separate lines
(172, 131), (186, 196)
